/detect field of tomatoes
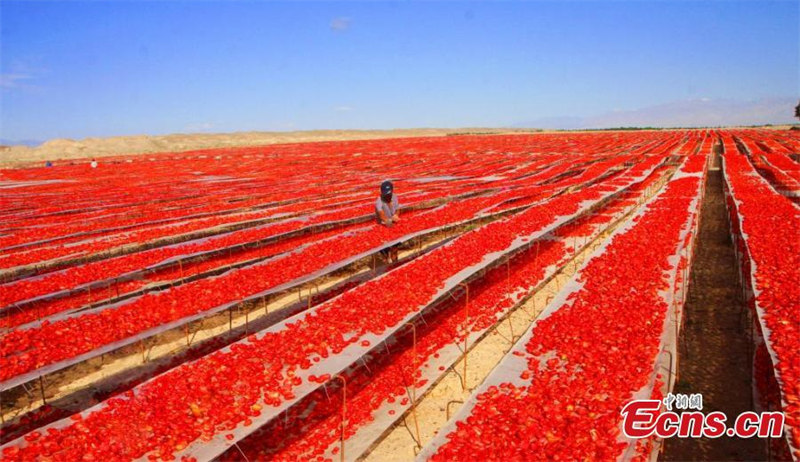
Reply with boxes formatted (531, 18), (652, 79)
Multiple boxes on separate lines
(1, 129), (798, 461)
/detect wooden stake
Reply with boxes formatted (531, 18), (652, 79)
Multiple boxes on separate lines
(39, 375), (47, 405)
(334, 375), (347, 462)
(673, 297), (680, 382)
(140, 340), (147, 363)
(405, 322), (422, 445)
(458, 282), (470, 390)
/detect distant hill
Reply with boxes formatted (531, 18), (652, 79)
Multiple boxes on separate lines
(515, 97), (798, 130)
(0, 128), (540, 166)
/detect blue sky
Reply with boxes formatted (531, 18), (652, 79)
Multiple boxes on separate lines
(1, 1), (798, 141)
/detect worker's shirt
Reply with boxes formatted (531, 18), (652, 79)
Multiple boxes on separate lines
(375, 195), (399, 222)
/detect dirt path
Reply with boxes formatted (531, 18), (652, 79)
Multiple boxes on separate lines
(662, 163), (766, 460)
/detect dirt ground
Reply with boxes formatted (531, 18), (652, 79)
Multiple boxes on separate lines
(663, 164), (767, 460)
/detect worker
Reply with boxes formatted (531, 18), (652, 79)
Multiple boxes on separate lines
(90, 159), (98, 168)
(375, 180), (401, 262)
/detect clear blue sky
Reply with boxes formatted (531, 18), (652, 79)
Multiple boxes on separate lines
(1, 1), (798, 141)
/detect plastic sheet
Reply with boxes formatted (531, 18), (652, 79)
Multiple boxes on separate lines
(0, 179), (72, 190)
(617, 166), (704, 461)
(408, 176), (464, 183)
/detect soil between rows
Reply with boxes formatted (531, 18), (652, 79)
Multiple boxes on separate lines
(663, 166), (767, 461)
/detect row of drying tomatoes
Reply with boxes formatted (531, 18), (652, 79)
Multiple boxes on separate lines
(0, 178), (396, 271)
(0, 186), (302, 251)
(2, 172), (477, 271)
(722, 144), (800, 457)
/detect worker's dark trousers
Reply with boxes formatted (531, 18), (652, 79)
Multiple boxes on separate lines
(376, 214), (400, 258)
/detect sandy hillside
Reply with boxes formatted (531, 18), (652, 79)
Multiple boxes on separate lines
(0, 128), (540, 167)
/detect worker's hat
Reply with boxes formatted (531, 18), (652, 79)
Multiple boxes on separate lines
(381, 180), (394, 197)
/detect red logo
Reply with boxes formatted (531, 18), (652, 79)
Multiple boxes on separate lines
(621, 394), (784, 439)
